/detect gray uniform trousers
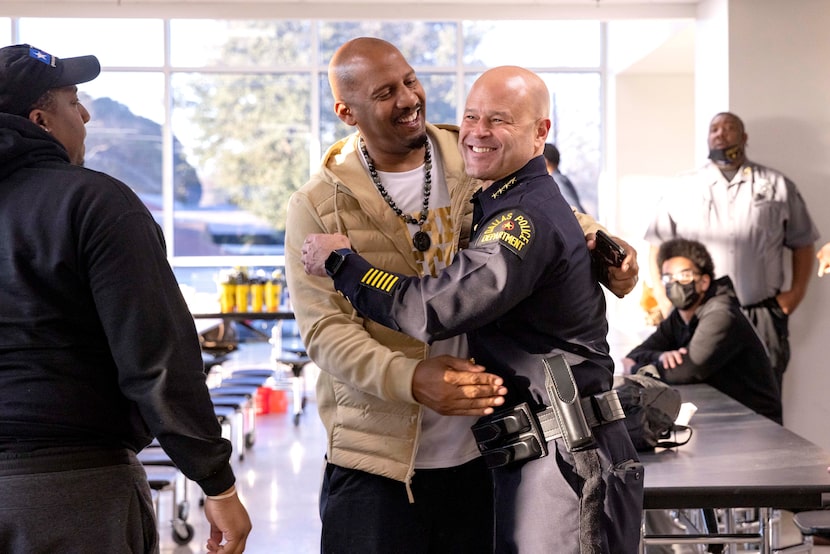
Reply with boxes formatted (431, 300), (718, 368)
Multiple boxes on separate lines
(493, 420), (644, 554)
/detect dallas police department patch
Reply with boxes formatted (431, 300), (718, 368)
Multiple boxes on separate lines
(474, 210), (535, 259)
(360, 267), (400, 295)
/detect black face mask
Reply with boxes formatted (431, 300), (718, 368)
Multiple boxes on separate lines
(666, 280), (699, 310)
(708, 144), (744, 165)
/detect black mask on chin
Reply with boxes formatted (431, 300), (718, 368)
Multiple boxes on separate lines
(709, 144), (744, 165)
(666, 280), (700, 310)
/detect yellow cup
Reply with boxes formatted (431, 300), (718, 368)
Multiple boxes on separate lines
(235, 283), (250, 313)
(250, 282), (265, 312)
(265, 280), (282, 312)
(219, 281), (236, 313)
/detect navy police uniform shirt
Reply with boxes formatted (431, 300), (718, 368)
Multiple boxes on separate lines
(332, 156), (614, 409)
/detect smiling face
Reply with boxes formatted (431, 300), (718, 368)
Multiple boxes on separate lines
(459, 66), (550, 186)
(29, 85), (90, 166)
(329, 38), (427, 171)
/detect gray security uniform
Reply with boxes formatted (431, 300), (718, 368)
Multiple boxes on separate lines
(331, 156), (644, 553)
(645, 161), (818, 381)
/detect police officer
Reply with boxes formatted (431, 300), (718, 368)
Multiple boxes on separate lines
(302, 66), (643, 553)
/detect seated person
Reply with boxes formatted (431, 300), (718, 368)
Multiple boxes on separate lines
(624, 237), (782, 424)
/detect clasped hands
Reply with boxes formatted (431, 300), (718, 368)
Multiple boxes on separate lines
(413, 355), (507, 416)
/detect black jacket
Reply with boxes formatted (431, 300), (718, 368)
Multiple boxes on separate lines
(0, 114), (233, 495)
(626, 276), (782, 423)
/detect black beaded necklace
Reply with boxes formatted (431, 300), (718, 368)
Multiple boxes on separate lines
(359, 137), (433, 252)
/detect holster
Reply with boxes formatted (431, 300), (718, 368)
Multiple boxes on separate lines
(471, 354), (625, 469)
(471, 401), (548, 469)
(543, 353), (597, 452)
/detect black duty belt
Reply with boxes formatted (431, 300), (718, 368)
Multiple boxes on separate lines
(471, 392), (624, 469)
(471, 354), (626, 469)
(537, 390), (625, 442)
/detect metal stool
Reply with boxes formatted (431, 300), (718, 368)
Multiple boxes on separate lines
(211, 386), (259, 448)
(139, 447), (194, 545)
(220, 376), (272, 388)
(275, 350), (310, 426)
(230, 368), (276, 382)
(211, 401), (246, 460)
(770, 510), (830, 553)
(210, 393), (254, 458)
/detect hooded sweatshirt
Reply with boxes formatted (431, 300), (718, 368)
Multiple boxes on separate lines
(0, 114), (233, 495)
(626, 276), (781, 424)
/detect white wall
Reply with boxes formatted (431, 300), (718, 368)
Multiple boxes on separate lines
(694, 0), (730, 159)
(608, 0), (830, 449)
(603, 37), (696, 369)
(722, 0), (830, 449)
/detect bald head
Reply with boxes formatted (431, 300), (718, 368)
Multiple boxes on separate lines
(710, 112), (745, 135)
(329, 37), (403, 105)
(327, 37), (428, 167)
(708, 111), (748, 168)
(474, 66), (550, 123)
(459, 66), (551, 183)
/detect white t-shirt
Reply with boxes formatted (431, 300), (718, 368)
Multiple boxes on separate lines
(361, 138), (481, 469)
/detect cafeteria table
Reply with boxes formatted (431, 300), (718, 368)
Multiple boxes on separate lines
(640, 383), (830, 553)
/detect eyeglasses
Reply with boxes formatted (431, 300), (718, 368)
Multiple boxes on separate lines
(661, 268), (700, 285)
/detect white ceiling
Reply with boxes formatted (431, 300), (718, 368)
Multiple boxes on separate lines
(3, 0), (698, 75)
(1, 0), (700, 20)
(3, 0), (699, 3)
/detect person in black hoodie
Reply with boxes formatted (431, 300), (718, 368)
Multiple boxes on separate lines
(624, 237), (781, 424)
(0, 44), (250, 552)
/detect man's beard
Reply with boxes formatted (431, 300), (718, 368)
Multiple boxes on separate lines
(406, 133), (428, 151)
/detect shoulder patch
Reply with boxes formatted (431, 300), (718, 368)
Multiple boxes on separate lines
(474, 209), (535, 259)
(359, 267), (400, 295)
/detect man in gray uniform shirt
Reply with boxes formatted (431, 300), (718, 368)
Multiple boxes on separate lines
(645, 112), (818, 389)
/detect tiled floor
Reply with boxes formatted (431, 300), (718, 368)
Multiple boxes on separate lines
(157, 402), (327, 553)
(157, 345), (327, 553)
(154, 339), (829, 554)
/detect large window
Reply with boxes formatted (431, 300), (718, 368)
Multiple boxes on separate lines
(7, 18), (604, 296)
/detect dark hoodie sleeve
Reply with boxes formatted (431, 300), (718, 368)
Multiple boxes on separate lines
(659, 296), (742, 384)
(81, 176), (234, 495)
(625, 316), (681, 371)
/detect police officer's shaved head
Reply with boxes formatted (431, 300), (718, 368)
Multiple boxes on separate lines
(459, 65), (552, 183)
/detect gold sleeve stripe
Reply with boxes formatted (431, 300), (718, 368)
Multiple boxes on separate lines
(360, 268), (400, 293)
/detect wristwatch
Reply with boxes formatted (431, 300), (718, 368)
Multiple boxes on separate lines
(324, 248), (353, 277)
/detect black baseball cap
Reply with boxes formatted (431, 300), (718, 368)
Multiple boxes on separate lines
(0, 44), (101, 117)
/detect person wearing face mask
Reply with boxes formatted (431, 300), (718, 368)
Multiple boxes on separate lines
(645, 112), (818, 391)
(624, 238), (781, 424)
